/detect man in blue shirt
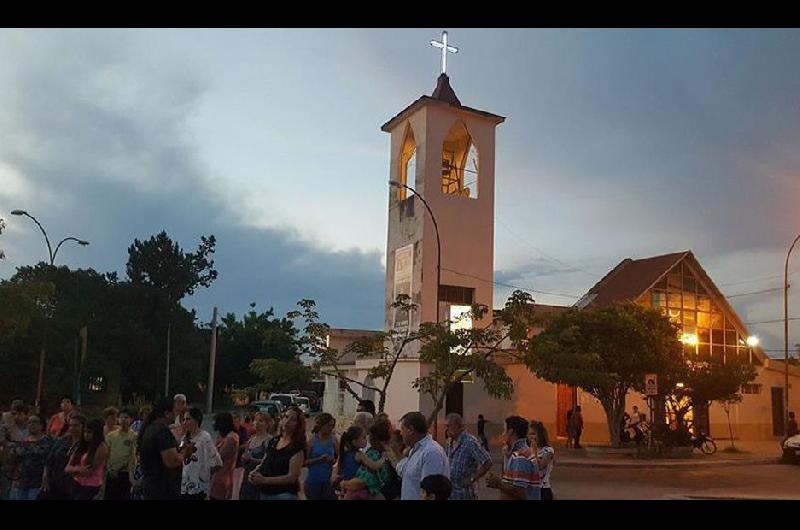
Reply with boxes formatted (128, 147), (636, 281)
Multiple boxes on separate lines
(395, 411), (449, 500)
(445, 413), (492, 500)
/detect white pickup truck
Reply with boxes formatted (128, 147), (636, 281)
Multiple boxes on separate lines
(269, 393), (310, 417)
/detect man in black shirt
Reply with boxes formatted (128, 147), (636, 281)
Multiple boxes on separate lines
(138, 398), (183, 500)
(477, 414), (489, 451)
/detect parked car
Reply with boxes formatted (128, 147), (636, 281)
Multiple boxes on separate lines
(268, 393), (296, 410)
(782, 434), (800, 464)
(289, 389), (321, 412)
(249, 400), (283, 417)
(294, 396), (311, 417)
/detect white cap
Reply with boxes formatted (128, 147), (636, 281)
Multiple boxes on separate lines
(173, 394), (187, 402)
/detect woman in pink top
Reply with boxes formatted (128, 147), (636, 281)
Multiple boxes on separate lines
(209, 412), (239, 500)
(65, 419), (109, 500)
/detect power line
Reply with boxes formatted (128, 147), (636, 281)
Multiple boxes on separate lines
(494, 216), (601, 278)
(442, 266), (581, 300)
(745, 317), (800, 325)
(717, 269), (800, 287)
(724, 287), (784, 298)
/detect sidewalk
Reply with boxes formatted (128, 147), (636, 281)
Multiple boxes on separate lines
(489, 440), (783, 469)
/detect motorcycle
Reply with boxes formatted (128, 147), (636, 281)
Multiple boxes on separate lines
(691, 430), (717, 455)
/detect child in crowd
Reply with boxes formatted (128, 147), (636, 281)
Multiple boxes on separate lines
(420, 474), (452, 500)
(339, 420), (393, 500)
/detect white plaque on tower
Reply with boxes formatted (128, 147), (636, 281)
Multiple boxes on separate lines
(393, 244), (414, 328)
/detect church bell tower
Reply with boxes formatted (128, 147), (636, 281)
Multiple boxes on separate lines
(381, 40), (505, 352)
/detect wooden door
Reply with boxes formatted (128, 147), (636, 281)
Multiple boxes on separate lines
(772, 387), (785, 436)
(446, 382), (464, 417)
(556, 384), (575, 437)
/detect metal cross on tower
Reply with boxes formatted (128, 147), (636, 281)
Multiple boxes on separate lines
(430, 30), (458, 75)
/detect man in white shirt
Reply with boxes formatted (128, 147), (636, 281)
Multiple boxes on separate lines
(170, 394), (188, 441)
(395, 411), (449, 500)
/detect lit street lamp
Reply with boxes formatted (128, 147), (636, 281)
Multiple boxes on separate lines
(11, 209), (90, 409)
(388, 180), (441, 324)
(785, 234), (800, 437)
(746, 335), (759, 365)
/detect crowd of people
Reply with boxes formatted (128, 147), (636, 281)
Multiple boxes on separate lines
(0, 395), (557, 501)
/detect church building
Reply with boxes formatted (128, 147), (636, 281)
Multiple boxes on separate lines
(321, 35), (800, 444)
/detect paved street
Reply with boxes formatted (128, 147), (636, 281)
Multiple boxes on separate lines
(474, 462), (800, 500)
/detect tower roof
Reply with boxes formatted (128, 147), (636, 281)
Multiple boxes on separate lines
(431, 73), (461, 105)
(381, 74), (505, 133)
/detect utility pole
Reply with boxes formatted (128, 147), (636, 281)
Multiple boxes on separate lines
(164, 322), (171, 397)
(206, 307), (218, 414)
(76, 326), (87, 406)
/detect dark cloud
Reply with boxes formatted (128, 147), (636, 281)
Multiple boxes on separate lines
(0, 30), (385, 330)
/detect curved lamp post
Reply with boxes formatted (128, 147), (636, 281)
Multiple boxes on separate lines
(388, 181), (441, 324)
(784, 234), (800, 436)
(11, 209), (90, 409)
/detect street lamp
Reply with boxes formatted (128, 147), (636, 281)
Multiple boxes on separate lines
(746, 335), (759, 365)
(680, 333), (698, 346)
(785, 234), (800, 437)
(388, 180), (442, 324)
(11, 209), (90, 265)
(11, 209), (91, 409)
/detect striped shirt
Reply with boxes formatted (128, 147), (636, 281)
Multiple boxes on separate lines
(501, 439), (541, 500)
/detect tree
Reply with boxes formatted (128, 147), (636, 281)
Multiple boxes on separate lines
(249, 358), (312, 395)
(526, 302), (683, 447)
(414, 290), (538, 429)
(126, 231), (217, 396)
(673, 356), (756, 444)
(126, 231), (218, 302)
(0, 280), (54, 338)
(215, 303), (302, 396)
(295, 296), (420, 414)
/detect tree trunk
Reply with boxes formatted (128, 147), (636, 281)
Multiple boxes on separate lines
(378, 390), (386, 415)
(725, 408), (735, 449)
(427, 390), (448, 440)
(601, 388), (627, 447)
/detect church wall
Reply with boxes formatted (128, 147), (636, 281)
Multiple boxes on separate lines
(707, 364), (800, 441)
(381, 359), (425, 426)
(452, 361), (800, 445)
(420, 106), (497, 329)
(384, 109), (430, 356)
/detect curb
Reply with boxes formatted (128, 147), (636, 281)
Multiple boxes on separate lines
(555, 457), (781, 469)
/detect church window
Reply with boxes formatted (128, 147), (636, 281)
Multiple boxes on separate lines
(397, 125), (417, 200)
(682, 292), (695, 310)
(439, 284), (475, 304)
(668, 292), (681, 308)
(442, 121), (478, 199)
(697, 295), (711, 312)
(651, 290), (666, 308)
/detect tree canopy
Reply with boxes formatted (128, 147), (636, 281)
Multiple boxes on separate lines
(526, 302), (683, 446)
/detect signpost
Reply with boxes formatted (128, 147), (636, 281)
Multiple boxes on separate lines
(645, 374), (658, 396)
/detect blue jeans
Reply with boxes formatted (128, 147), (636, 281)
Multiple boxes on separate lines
(259, 492), (298, 500)
(9, 487), (40, 500)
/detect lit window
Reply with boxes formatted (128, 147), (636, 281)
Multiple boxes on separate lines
(442, 121), (478, 199)
(398, 125), (417, 200)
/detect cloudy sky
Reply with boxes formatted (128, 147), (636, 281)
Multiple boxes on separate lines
(1, 28), (799, 357)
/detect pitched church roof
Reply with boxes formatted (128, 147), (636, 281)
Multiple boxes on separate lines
(577, 251), (689, 309)
(381, 74), (505, 132)
(577, 250), (768, 363)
